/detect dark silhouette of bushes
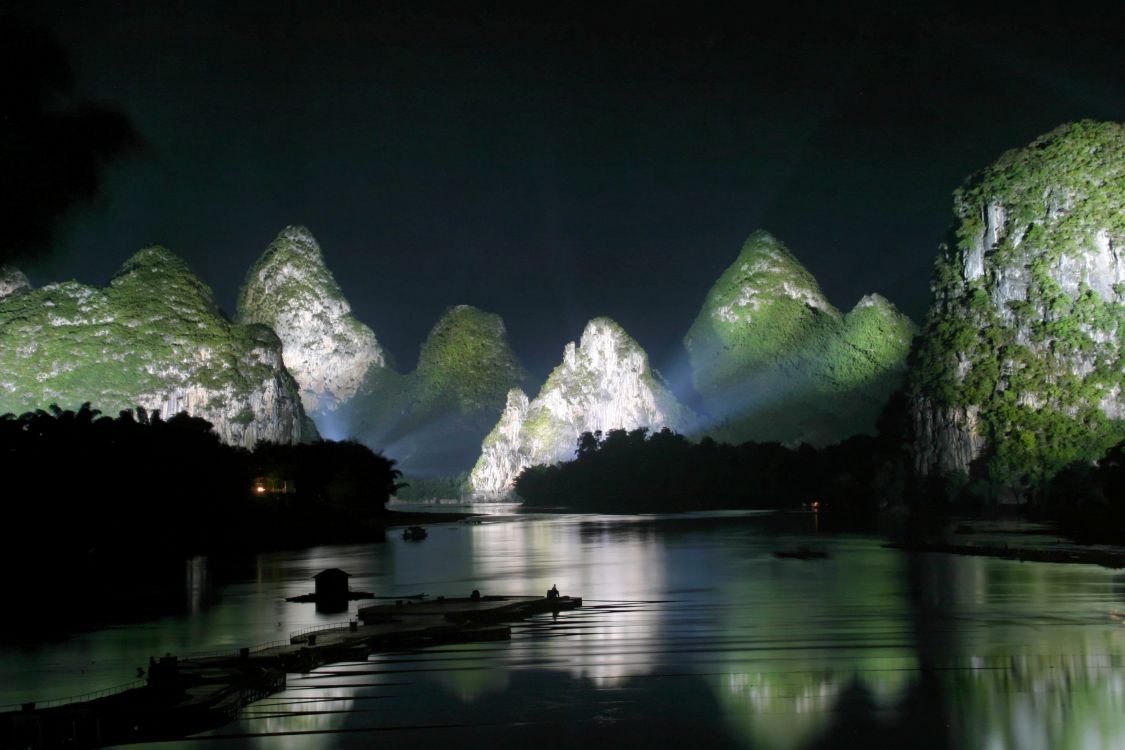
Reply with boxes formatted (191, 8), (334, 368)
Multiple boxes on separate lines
(0, 404), (400, 629)
(514, 426), (899, 515)
(1043, 441), (1125, 543)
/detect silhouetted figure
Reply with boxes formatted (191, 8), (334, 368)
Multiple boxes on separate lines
(470, 589), (481, 601)
(547, 584), (560, 600)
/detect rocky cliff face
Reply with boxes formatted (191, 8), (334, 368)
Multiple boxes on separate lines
(238, 226), (387, 417)
(469, 317), (692, 495)
(909, 121), (1125, 488)
(685, 231), (915, 446)
(352, 304), (528, 475)
(0, 247), (311, 447)
(0, 267), (30, 298)
(237, 229), (525, 474)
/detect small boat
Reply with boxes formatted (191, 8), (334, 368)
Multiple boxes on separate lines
(402, 526), (428, 541)
(773, 546), (828, 560)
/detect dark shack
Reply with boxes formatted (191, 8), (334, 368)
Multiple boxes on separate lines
(314, 568), (351, 601)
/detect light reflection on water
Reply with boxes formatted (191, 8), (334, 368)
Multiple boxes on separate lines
(3, 510), (1125, 749)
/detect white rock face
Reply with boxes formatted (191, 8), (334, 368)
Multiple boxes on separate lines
(469, 317), (691, 496)
(910, 121), (1125, 483)
(911, 399), (986, 477)
(238, 226), (386, 416)
(132, 330), (310, 447)
(469, 389), (532, 494)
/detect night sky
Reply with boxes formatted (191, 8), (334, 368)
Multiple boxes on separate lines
(8, 1), (1124, 381)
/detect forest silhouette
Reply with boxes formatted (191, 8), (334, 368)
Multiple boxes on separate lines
(514, 390), (1125, 545)
(0, 403), (401, 630)
(515, 425), (901, 516)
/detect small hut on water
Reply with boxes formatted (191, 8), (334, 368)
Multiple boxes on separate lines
(314, 568), (351, 601)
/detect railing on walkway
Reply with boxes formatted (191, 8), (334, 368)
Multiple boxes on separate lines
(289, 620), (356, 642)
(1, 635), (296, 715)
(2, 617), (375, 716)
(249, 638), (290, 654)
(182, 638), (291, 661)
(0, 678), (146, 714)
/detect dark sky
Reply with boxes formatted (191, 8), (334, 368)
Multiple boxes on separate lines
(10, 1), (1124, 382)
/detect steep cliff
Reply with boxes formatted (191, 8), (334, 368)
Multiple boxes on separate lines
(909, 121), (1125, 490)
(238, 226), (387, 416)
(0, 247), (311, 447)
(469, 317), (692, 495)
(351, 305), (528, 474)
(685, 231), (915, 446)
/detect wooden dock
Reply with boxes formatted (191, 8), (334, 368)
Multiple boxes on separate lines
(0, 594), (581, 750)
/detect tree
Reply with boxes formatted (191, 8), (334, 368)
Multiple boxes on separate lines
(1, 17), (142, 265)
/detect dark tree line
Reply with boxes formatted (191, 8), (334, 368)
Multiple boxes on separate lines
(515, 423), (906, 517)
(0, 404), (400, 628)
(1042, 442), (1125, 543)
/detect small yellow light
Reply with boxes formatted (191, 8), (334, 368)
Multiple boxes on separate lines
(256, 486), (266, 494)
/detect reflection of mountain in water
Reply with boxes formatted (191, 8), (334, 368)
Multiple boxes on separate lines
(468, 516), (669, 689)
(7, 514), (1125, 748)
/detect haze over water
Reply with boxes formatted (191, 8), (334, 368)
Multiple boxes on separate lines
(4, 509), (1124, 749)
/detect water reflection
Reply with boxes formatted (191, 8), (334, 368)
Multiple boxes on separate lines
(3, 512), (1125, 748)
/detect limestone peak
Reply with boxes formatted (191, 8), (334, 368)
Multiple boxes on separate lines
(413, 304), (528, 415)
(0, 245), (309, 448)
(910, 120), (1125, 489)
(706, 231), (837, 326)
(469, 317), (691, 496)
(112, 246), (204, 286)
(238, 227), (387, 416)
(852, 293), (895, 312)
(110, 246), (221, 316)
(686, 232), (913, 446)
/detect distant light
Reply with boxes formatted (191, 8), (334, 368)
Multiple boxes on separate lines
(256, 486), (266, 494)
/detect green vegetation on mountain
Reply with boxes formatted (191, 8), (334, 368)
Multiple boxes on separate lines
(411, 305), (528, 417)
(686, 231), (915, 446)
(910, 121), (1125, 493)
(351, 305), (528, 475)
(0, 246), (309, 446)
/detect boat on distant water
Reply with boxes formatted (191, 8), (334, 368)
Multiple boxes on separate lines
(402, 526), (428, 541)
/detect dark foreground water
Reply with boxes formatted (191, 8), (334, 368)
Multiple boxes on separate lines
(3, 508), (1125, 749)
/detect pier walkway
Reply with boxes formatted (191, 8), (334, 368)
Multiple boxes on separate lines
(0, 594), (581, 750)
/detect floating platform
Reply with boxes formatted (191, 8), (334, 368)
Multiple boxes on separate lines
(0, 593), (581, 750)
(884, 541), (1125, 569)
(357, 595), (582, 625)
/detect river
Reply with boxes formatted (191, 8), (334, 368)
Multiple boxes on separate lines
(3, 507), (1124, 749)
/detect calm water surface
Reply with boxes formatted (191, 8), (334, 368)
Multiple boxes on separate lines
(3, 507), (1125, 749)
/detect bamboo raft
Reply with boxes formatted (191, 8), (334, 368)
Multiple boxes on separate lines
(0, 593), (582, 750)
